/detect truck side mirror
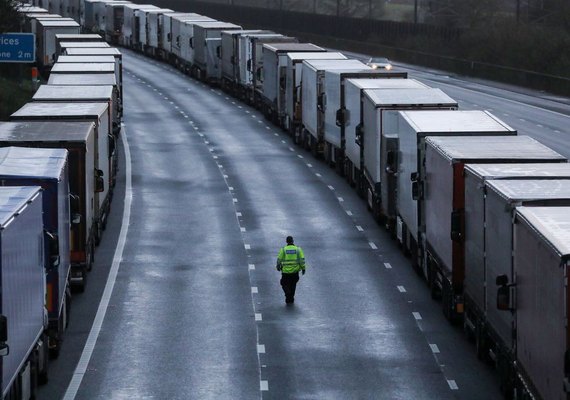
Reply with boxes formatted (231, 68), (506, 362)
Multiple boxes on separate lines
(231, 55), (235, 64)
(95, 169), (105, 193)
(247, 59), (251, 72)
(355, 123), (363, 146)
(44, 230), (60, 268)
(335, 108), (346, 127)
(450, 210), (463, 242)
(496, 275), (514, 311)
(0, 315), (8, 357)
(386, 150), (397, 174)
(167, 33), (171, 42)
(256, 67), (262, 81)
(411, 181), (420, 201)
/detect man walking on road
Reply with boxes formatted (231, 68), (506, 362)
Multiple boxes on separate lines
(276, 236), (306, 304)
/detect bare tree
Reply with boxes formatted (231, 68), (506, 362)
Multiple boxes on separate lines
(0, 0), (21, 33)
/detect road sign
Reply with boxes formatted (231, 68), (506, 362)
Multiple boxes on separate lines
(0, 33), (35, 63)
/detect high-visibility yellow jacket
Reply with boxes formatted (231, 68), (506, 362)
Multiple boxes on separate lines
(276, 245), (306, 274)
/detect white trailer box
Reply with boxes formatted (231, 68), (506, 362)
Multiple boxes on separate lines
(33, 84), (120, 134)
(175, 16), (216, 66)
(121, 4), (157, 47)
(423, 135), (565, 318)
(63, 47), (123, 106)
(261, 42), (325, 120)
(393, 110), (516, 248)
(484, 180), (570, 352)
(144, 9), (173, 55)
(464, 163), (570, 336)
(58, 41), (110, 58)
(237, 33), (290, 89)
(513, 206), (570, 400)
(36, 19), (80, 67)
(191, 21), (241, 76)
(0, 121), (97, 286)
(103, 1), (132, 44)
(0, 186), (45, 400)
(323, 69), (408, 167)
(11, 102), (112, 243)
(360, 87), (456, 219)
(57, 54), (115, 63)
(94, 0), (128, 34)
(157, 12), (193, 58)
(0, 147), (70, 354)
(301, 59), (369, 151)
(284, 52), (347, 131)
(134, 8), (172, 51)
(51, 61), (115, 74)
(167, 14), (207, 60)
(55, 33), (102, 55)
(220, 30), (266, 85)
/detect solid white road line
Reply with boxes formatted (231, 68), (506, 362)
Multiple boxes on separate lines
(63, 124), (133, 400)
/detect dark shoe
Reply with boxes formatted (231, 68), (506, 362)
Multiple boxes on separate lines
(285, 298), (294, 304)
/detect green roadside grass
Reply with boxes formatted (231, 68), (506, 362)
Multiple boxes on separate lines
(0, 74), (37, 121)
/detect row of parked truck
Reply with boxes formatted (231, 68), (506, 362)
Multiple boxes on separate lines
(2, 5), (125, 399)
(10, 1), (570, 399)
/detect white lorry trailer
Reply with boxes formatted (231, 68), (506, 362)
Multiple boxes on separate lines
(36, 19), (80, 68)
(300, 59), (370, 156)
(284, 52), (347, 135)
(220, 30), (267, 93)
(261, 42), (325, 123)
(423, 135), (566, 321)
(0, 147), (71, 357)
(322, 68), (408, 172)
(510, 206), (570, 400)
(392, 110), (516, 268)
(358, 86), (455, 223)
(11, 103), (111, 247)
(191, 21), (242, 81)
(0, 121), (97, 291)
(0, 186), (49, 400)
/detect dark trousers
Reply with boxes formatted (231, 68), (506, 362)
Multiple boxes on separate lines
(280, 272), (300, 303)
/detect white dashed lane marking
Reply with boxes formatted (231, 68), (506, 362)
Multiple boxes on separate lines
(251, 287), (258, 294)
(257, 344), (265, 353)
(248, 264), (255, 270)
(447, 380), (459, 390)
(346, 210), (353, 216)
(244, 244), (251, 250)
(429, 344), (440, 354)
(260, 381), (269, 391)
(369, 242), (377, 250)
(384, 263), (392, 269)
(413, 312), (422, 320)
(255, 313), (262, 321)
(397, 286), (406, 293)
(356, 225), (363, 232)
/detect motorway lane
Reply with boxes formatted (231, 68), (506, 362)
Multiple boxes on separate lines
(72, 65), (260, 398)
(67, 49), (503, 399)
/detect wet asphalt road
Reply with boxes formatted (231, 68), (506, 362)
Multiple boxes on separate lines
(38, 48), (570, 399)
